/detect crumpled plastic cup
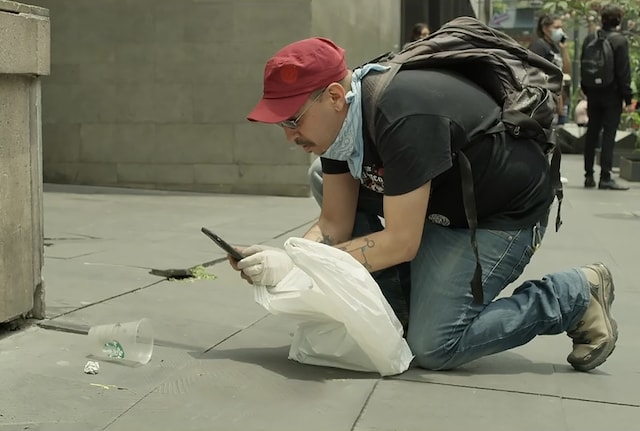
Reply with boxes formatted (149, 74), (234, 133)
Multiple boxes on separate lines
(87, 318), (154, 365)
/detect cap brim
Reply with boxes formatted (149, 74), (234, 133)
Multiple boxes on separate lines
(246, 92), (311, 123)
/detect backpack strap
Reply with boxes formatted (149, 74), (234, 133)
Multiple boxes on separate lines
(457, 150), (484, 303)
(550, 145), (563, 232)
(458, 122), (562, 305)
(362, 62), (402, 141)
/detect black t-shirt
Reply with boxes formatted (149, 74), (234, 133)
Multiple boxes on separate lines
(321, 69), (553, 229)
(529, 38), (563, 70)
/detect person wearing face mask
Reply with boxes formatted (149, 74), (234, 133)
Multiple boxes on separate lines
(529, 14), (572, 123)
(228, 37), (619, 373)
(581, 4), (633, 190)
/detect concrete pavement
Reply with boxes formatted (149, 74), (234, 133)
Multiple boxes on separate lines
(1, 154), (639, 430)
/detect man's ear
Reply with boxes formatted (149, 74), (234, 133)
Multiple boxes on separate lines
(326, 82), (347, 111)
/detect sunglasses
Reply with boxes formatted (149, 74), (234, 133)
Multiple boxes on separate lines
(279, 89), (326, 129)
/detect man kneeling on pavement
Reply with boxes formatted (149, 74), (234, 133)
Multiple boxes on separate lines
(230, 37), (618, 372)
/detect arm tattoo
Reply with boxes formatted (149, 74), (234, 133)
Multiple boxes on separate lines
(341, 237), (375, 270)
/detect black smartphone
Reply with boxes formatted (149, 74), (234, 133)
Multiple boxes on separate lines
(201, 227), (245, 261)
(560, 35), (567, 43)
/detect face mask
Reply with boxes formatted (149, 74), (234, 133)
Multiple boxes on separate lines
(322, 63), (390, 179)
(551, 28), (565, 43)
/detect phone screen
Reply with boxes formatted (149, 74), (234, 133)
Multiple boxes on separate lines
(201, 227), (245, 261)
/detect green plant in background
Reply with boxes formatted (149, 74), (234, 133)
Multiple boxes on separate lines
(620, 111), (640, 130)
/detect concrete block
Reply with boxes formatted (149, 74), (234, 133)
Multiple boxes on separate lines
(109, 6), (154, 44)
(42, 123), (81, 163)
(238, 164), (310, 185)
(41, 83), (100, 123)
(43, 161), (117, 186)
(153, 124), (234, 164)
(43, 161), (78, 183)
(0, 0), (48, 16)
(112, 43), (156, 64)
(194, 164), (240, 184)
(193, 83), (258, 123)
(620, 154), (640, 181)
(0, 8), (50, 74)
(35, 10), (49, 73)
(557, 123), (586, 154)
(231, 183), (311, 197)
(153, 2), (185, 43)
(156, 62), (264, 85)
(76, 162), (117, 185)
(0, 76), (35, 321)
(184, 2), (233, 43)
(79, 62), (156, 85)
(59, 84), (193, 123)
(233, 2), (310, 42)
(596, 148), (636, 168)
(154, 62), (194, 84)
(312, 0), (402, 66)
(234, 123), (311, 165)
(152, 42), (196, 64)
(216, 40), (294, 65)
(47, 63), (81, 84)
(50, 29), (114, 65)
(80, 124), (155, 163)
(117, 163), (194, 186)
(148, 84), (194, 123)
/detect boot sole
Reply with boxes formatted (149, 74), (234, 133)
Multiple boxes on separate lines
(569, 263), (618, 371)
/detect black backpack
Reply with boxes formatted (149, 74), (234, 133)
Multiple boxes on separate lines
(361, 16), (564, 304)
(581, 30), (615, 88)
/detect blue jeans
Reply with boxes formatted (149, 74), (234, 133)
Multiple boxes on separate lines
(308, 159), (591, 370)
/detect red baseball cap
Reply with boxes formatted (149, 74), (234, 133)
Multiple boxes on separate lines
(247, 37), (347, 123)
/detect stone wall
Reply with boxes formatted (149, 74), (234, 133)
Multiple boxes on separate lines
(31, 0), (401, 197)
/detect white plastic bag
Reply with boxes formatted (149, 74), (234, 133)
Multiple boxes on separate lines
(253, 237), (413, 376)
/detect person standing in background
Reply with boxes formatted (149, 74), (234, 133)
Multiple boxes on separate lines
(581, 4), (633, 190)
(529, 14), (572, 124)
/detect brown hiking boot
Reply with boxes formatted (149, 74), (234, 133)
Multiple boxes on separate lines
(567, 263), (618, 371)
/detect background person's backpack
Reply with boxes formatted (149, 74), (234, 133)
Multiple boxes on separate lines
(361, 16), (564, 304)
(581, 30), (615, 88)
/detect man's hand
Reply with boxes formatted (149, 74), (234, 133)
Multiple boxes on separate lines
(236, 245), (294, 287)
(228, 251), (253, 284)
(624, 103), (635, 113)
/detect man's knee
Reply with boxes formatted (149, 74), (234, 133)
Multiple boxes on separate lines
(407, 332), (456, 371)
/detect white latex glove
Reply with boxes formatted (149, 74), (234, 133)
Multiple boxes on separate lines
(237, 245), (294, 287)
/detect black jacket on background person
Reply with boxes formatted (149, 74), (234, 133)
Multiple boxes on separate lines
(580, 28), (633, 105)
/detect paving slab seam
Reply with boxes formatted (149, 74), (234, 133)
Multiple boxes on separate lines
(100, 386), (157, 431)
(45, 252), (103, 261)
(46, 234), (103, 240)
(202, 313), (271, 354)
(271, 218), (318, 240)
(394, 378), (640, 407)
(43, 279), (165, 320)
(350, 378), (382, 431)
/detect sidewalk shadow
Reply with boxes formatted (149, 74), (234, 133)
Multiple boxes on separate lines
(188, 346), (379, 382)
(398, 351), (610, 378)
